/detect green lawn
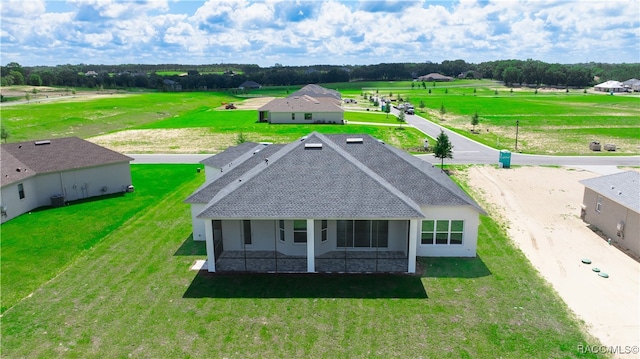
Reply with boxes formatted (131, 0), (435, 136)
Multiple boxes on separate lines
(1, 92), (239, 142)
(0, 165), (601, 358)
(0, 164), (203, 313)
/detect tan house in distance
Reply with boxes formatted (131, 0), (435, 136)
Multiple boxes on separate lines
(580, 171), (640, 258)
(258, 84), (344, 124)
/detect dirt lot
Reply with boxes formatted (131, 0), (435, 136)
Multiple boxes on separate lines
(466, 166), (639, 355)
(89, 129), (236, 154)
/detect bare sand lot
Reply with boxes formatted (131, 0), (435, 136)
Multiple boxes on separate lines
(466, 166), (639, 355)
(89, 129), (235, 154)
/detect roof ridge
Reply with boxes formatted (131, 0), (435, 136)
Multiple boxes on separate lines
(196, 139), (304, 217)
(313, 132), (424, 217)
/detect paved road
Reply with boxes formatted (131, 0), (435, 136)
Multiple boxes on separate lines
(395, 108), (640, 166)
(128, 110), (639, 168)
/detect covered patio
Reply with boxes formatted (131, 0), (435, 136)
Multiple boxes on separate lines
(213, 250), (409, 273)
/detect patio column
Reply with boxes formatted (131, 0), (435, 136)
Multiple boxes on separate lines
(408, 219), (418, 273)
(307, 219), (315, 272)
(204, 219), (216, 272)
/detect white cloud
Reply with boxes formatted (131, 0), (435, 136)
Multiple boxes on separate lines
(0, 0), (638, 66)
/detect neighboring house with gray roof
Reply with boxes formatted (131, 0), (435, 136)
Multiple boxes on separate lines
(579, 171), (640, 258)
(622, 78), (640, 92)
(1, 137), (133, 223)
(238, 80), (261, 90)
(258, 84), (344, 124)
(185, 132), (485, 273)
(289, 84), (341, 100)
(417, 73), (454, 82)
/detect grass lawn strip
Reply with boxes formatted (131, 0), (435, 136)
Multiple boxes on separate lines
(0, 164), (202, 313)
(1, 165), (601, 358)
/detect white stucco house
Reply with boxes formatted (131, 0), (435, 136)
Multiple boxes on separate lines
(594, 80), (627, 93)
(1, 137), (133, 223)
(258, 84), (344, 124)
(185, 133), (485, 274)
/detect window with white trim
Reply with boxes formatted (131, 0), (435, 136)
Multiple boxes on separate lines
(337, 220), (388, 248)
(421, 220), (464, 245)
(595, 195), (602, 213)
(293, 220), (307, 243)
(18, 183), (25, 200)
(279, 220), (285, 242)
(321, 220), (328, 242)
(304, 113), (312, 120)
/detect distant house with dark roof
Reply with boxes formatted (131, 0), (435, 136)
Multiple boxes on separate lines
(623, 78), (640, 92)
(417, 73), (454, 82)
(162, 79), (182, 91)
(1, 137), (133, 223)
(580, 171), (640, 258)
(185, 133), (485, 273)
(238, 81), (261, 90)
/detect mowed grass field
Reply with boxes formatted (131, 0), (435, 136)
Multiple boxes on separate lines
(1, 165), (602, 358)
(351, 80), (640, 155)
(2, 82), (638, 155)
(1, 90), (428, 153)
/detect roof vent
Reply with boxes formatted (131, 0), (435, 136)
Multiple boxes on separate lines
(300, 136), (308, 141)
(35, 140), (51, 146)
(304, 143), (323, 149)
(346, 137), (363, 144)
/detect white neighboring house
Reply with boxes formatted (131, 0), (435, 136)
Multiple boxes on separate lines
(594, 80), (627, 93)
(185, 132), (486, 274)
(1, 137), (133, 223)
(258, 84), (344, 124)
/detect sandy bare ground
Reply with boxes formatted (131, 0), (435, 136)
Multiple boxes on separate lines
(221, 96), (275, 110)
(88, 129), (236, 153)
(466, 166), (639, 355)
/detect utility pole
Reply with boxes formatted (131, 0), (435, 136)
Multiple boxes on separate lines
(515, 120), (520, 152)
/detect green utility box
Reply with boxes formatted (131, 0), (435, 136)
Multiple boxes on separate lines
(499, 150), (511, 168)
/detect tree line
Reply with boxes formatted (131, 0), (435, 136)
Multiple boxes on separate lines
(1, 59), (638, 91)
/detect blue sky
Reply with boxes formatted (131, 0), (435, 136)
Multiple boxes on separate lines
(1, 0), (639, 67)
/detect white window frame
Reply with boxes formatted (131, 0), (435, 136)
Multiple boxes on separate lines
(293, 220), (307, 244)
(321, 220), (328, 242)
(595, 195), (602, 213)
(421, 220), (464, 245)
(18, 183), (25, 200)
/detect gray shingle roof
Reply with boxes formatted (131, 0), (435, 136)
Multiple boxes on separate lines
(257, 96), (343, 113)
(200, 142), (260, 168)
(289, 84), (341, 100)
(188, 132), (485, 219)
(187, 144), (285, 203)
(1, 137), (132, 187)
(580, 171), (640, 213)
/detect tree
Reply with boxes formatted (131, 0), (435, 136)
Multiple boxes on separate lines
(419, 99), (425, 110)
(471, 111), (480, 132)
(397, 110), (406, 128)
(439, 103), (446, 117)
(433, 130), (454, 171)
(29, 73), (42, 86)
(1, 127), (9, 143)
(236, 132), (247, 144)
(384, 103), (391, 118)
